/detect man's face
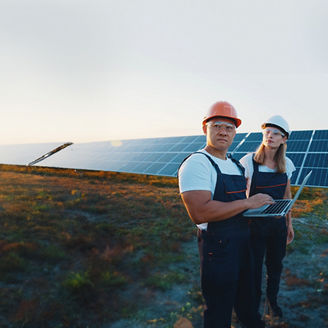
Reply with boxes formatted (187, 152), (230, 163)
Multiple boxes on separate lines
(203, 117), (237, 151)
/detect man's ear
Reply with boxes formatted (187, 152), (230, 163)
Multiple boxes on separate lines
(202, 124), (207, 135)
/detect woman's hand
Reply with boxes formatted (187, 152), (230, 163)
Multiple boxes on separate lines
(286, 211), (294, 245)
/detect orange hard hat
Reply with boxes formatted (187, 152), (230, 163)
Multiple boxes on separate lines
(202, 101), (242, 127)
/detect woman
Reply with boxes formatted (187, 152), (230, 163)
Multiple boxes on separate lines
(240, 115), (295, 320)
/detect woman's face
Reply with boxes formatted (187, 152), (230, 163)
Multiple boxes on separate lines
(262, 127), (287, 149)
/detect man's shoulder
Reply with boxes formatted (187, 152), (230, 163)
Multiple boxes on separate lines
(182, 150), (210, 165)
(178, 151), (215, 193)
(179, 150), (212, 173)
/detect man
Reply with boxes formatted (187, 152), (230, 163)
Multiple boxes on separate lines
(178, 101), (273, 328)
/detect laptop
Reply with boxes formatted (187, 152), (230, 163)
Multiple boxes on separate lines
(243, 171), (312, 217)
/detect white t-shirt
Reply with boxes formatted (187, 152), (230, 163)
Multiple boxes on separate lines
(239, 153), (296, 194)
(178, 149), (243, 230)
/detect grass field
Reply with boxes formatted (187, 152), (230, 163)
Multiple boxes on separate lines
(0, 164), (327, 328)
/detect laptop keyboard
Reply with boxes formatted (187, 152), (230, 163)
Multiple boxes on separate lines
(263, 199), (291, 214)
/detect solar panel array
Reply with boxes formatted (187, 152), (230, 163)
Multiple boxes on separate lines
(0, 130), (327, 187)
(232, 130), (328, 188)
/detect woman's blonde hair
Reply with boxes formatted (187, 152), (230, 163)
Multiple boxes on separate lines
(254, 142), (287, 173)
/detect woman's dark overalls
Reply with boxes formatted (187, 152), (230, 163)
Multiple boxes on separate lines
(190, 153), (263, 328)
(249, 158), (288, 315)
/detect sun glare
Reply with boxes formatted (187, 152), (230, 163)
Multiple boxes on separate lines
(110, 140), (123, 147)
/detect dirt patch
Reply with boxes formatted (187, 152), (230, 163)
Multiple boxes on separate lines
(109, 218), (328, 328)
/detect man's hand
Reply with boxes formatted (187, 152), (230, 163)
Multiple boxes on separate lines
(246, 193), (274, 209)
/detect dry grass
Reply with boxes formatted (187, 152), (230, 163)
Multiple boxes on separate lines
(291, 186), (327, 218)
(0, 165), (196, 328)
(0, 165), (327, 328)
(284, 269), (312, 287)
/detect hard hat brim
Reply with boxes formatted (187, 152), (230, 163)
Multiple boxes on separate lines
(203, 115), (242, 128)
(262, 123), (289, 138)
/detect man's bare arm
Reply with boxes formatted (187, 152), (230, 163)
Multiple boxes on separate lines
(181, 190), (274, 225)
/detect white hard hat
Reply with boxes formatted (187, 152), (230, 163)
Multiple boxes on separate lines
(261, 115), (290, 138)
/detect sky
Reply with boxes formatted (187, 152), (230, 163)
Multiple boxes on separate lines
(1, 0), (328, 145)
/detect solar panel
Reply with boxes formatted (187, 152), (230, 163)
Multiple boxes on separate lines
(237, 141), (261, 152)
(297, 168), (328, 187)
(228, 142), (240, 152)
(182, 135), (200, 143)
(169, 143), (190, 152)
(304, 153), (328, 168)
(172, 153), (191, 163)
(231, 152), (247, 161)
(194, 135), (207, 142)
(286, 140), (310, 152)
(234, 133), (248, 142)
(157, 153), (180, 162)
(286, 153), (304, 167)
(288, 130), (313, 140)
(1, 130), (328, 188)
(245, 132), (262, 141)
(290, 168), (300, 185)
(142, 153), (163, 162)
(313, 130), (328, 140)
(131, 162), (152, 173)
(144, 162), (165, 175)
(309, 141), (328, 152)
(184, 142), (206, 152)
(158, 163), (179, 176)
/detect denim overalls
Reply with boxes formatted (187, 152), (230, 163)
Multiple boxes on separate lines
(189, 153), (262, 328)
(249, 158), (288, 312)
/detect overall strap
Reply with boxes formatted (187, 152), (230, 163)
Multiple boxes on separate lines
(177, 151), (222, 177)
(228, 153), (245, 176)
(194, 152), (222, 175)
(250, 153), (258, 196)
(249, 153), (288, 198)
(178, 151), (244, 177)
(252, 153), (259, 173)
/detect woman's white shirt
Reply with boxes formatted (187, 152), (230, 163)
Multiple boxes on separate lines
(239, 153), (296, 194)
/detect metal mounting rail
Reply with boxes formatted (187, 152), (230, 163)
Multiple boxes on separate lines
(28, 142), (73, 166)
